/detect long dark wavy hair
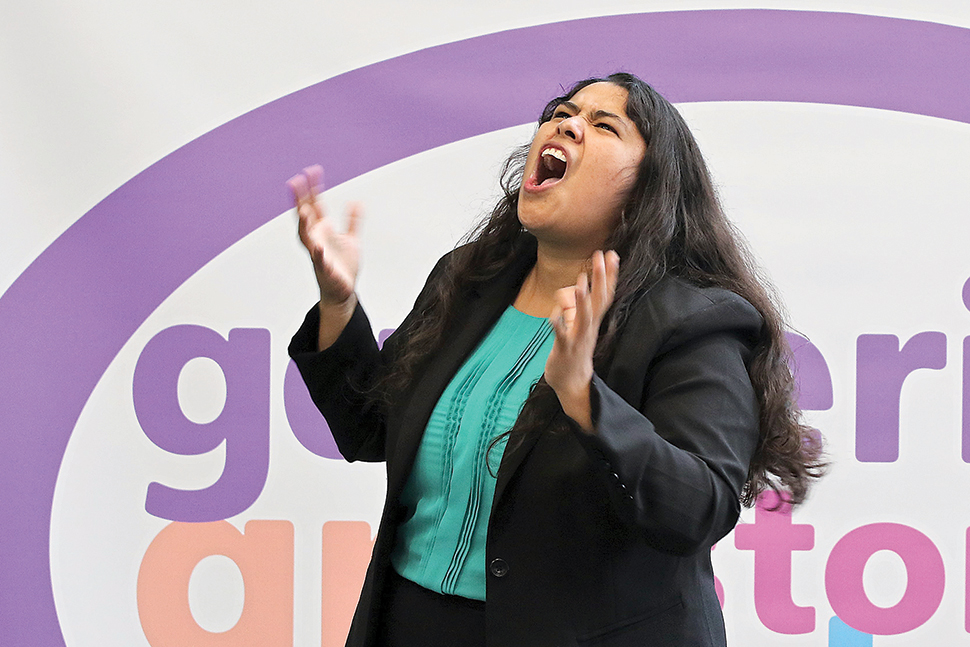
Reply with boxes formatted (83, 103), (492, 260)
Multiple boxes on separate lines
(380, 72), (825, 507)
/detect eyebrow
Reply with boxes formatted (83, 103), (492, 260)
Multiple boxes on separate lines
(559, 101), (626, 125)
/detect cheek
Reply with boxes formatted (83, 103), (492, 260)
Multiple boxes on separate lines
(613, 164), (640, 193)
(608, 152), (644, 201)
(589, 146), (639, 183)
(590, 162), (639, 206)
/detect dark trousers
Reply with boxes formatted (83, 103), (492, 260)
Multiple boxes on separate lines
(378, 568), (487, 647)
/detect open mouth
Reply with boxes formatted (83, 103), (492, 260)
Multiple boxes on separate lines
(535, 147), (567, 186)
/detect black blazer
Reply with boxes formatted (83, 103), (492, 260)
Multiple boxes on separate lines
(290, 237), (762, 647)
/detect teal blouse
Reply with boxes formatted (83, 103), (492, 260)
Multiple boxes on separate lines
(390, 306), (554, 600)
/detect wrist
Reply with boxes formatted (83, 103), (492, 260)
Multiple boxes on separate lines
(556, 380), (594, 433)
(316, 294), (358, 351)
(318, 291), (357, 314)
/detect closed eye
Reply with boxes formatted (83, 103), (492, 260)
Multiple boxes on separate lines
(595, 122), (618, 134)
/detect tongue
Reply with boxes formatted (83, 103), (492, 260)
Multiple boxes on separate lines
(541, 155), (566, 183)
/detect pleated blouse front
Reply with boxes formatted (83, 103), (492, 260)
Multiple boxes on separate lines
(390, 305), (554, 600)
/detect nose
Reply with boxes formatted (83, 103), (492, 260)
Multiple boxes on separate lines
(557, 115), (584, 142)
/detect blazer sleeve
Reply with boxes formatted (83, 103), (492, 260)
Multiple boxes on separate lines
(288, 302), (389, 461)
(575, 288), (763, 555)
(287, 253), (453, 463)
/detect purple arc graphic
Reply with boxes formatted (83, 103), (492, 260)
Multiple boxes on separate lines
(1, 9), (969, 645)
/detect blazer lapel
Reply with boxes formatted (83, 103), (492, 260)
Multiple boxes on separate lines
(385, 237), (537, 498)
(491, 415), (547, 510)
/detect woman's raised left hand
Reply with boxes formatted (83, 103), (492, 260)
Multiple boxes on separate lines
(545, 250), (620, 433)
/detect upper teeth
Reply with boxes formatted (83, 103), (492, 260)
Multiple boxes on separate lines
(542, 148), (566, 163)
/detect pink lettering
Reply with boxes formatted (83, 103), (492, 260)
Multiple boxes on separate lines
(734, 491), (815, 634)
(825, 523), (944, 635)
(137, 520), (294, 646)
(321, 521), (375, 647)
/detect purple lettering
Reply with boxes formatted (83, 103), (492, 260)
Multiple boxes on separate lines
(785, 332), (833, 410)
(855, 332), (946, 462)
(133, 325), (270, 521)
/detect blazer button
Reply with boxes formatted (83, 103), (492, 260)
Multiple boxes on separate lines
(489, 558), (509, 578)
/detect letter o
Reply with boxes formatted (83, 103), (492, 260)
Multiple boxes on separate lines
(825, 523), (944, 635)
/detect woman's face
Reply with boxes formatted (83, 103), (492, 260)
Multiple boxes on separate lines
(518, 82), (646, 254)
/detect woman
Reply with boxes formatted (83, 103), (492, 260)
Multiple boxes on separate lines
(288, 73), (823, 647)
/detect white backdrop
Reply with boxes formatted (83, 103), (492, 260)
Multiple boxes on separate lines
(3, 2), (970, 646)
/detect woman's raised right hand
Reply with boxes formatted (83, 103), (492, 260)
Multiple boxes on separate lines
(287, 165), (361, 306)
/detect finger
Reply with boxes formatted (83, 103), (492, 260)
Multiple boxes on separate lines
(553, 285), (577, 311)
(345, 201), (363, 237)
(288, 175), (314, 241)
(548, 303), (567, 337)
(286, 173), (311, 205)
(560, 304), (576, 329)
(303, 165), (328, 220)
(604, 250), (620, 306)
(289, 174), (325, 229)
(589, 250), (607, 313)
(573, 271), (593, 337)
(297, 202), (321, 234)
(304, 165), (324, 197)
